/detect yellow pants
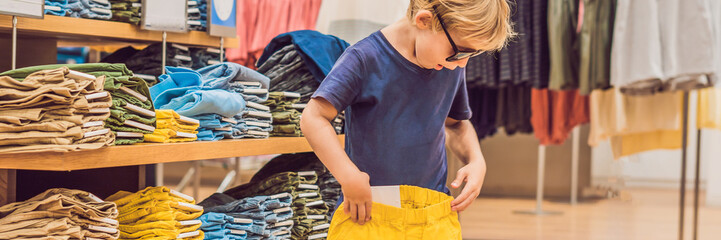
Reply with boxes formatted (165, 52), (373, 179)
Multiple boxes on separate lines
(328, 185), (461, 240)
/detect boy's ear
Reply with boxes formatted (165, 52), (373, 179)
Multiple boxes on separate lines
(414, 9), (434, 30)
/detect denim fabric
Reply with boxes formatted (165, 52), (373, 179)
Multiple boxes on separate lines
(195, 62), (270, 90)
(239, 93), (268, 103)
(196, 128), (230, 141)
(150, 70), (245, 118)
(190, 48), (222, 69)
(67, 0), (110, 11)
(258, 45), (319, 102)
(194, 114), (231, 129)
(69, 8), (111, 19)
(257, 30), (350, 84)
(45, 1), (69, 16)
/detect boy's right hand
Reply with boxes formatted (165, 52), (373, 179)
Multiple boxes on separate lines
(341, 171), (373, 225)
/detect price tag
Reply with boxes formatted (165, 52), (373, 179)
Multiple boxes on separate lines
(208, 0), (236, 37)
(141, 0), (188, 32)
(0, 0), (43, 19)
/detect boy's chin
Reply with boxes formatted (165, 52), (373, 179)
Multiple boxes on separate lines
(434, 64), (444, 70)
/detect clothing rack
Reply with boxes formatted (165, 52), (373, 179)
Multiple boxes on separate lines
(678, 91), (703, 240)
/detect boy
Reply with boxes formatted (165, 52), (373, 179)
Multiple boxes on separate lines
(301, 0), (514, 226)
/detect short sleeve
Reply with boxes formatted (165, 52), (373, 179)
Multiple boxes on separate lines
(312, 48), (365, 112)
(448, 73), (472, 120)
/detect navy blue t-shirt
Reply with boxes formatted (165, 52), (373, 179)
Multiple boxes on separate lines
(312, 31), (472, 198)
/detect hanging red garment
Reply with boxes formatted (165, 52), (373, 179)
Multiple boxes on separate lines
(531, 89), (589, 145)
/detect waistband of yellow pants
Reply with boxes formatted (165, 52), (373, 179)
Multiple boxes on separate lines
(341, 185), (455, 225)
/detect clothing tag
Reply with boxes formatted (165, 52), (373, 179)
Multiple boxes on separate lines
(270, 193), (290, 199)
(297, 171), (315, 177)
(334, 118), (342, 123)
(177, 231), (200, 239)
(243, 88), (268, 95)
(206, 48), (221, 54)
(247, 130), (269, 137)
(175, 202), (203, 211)
(187, 20), (202, 26)
(91, 0), (109, 5)
(88, 225), (117, 234)
(170, 189), (195, 202)
(119, 86), (148, 102)
(171, 44), (189, 52)
(67, 70), (97, 81)
(178, 115), (200, 125)
(132, 3), (142, 8)
(246, 121), (270, 128)
(45, 5), (62, 11)
(306, 200), (325, 207)
(237, 81), (262, 87)
(309, 233), (328, 240)
(133, 73), (156, 81)
(230, 230), (246, 235)
(312, 223), (330, 231)
(187, 8), (200, 14)
(84, 92), (108, 101)
(87, 193), (104, 203)
(289, 103), (307, 110)
(272, 207), (292, 214)
(116, 132), (144, 138)
(123, 103), (156, 117)
(272, 220), (293, 227)
(307, 215), (325, 220)
(88, 108), (110, 113)
(174, 132), (196, 139)
(221, 117), (238, 124)
(82, 121), (104, 128)
(245, 101), (270, 111)
(282, 92), (301, 98)
(298, 192), (318, 198)
(83, 128), (109, 138)
(208, 60), (221, 65)
(214, 127), (232, 131)
(124, 120), (156, 132)
(174, 55), (192, 62)
(90, 7), (111, 14)
(179, 220), (201, 226)
(86, 237), (103, 240)
(271, 230), (289, 236)
(233, 218), (253, 224)
(246, 111), (272, 119)
(298, 184), (319, 190)
(371, 186), (401, 208)
(98, 218), (118, 226)
(187, 1), (197, 6)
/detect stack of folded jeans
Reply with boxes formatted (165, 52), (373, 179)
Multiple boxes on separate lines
(257, 45), (318, 103)
(106, 187), (204, 240)
(0, 188), (120, 239)
(190, 47), (223, 70)
(143, 109), (199, 143)
(0, 67), (115, 153)
(45, 0), (71, 16)
(123, 43), (193, 80)
(263, 92), (302, 137)
(109, 0), (141, 24)
(67, 0), (112, 20)
(199, 192), (294, 240)
(187, 0), (207, 31)
(2, 63), (157, 145)
(150, 66), (246, 141)
(224, 172), (330, 240)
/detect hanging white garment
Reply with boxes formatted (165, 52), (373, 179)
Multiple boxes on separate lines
(315, 0), (409, 44)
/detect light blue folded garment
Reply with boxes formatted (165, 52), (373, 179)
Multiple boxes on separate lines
(150, 69), (245, 118)
(194, 62), (270, 89)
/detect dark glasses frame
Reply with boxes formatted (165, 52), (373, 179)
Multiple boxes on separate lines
(435, 8), (484, 62)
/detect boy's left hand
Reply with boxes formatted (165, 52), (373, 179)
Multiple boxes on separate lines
(450, 160), (486, 212)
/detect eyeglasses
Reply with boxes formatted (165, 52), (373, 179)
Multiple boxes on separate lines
(435, 10), (484, 62)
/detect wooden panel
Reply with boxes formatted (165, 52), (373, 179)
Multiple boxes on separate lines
(0, 36), (57, 72)
(0, 15), (238, 48)
(0, 136), (344, 171)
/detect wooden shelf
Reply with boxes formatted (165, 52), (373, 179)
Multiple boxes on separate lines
(0, 15), (238, 48)
(0, 136), (343, 171)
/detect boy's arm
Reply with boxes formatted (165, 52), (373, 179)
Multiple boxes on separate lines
(445, 117), (487, 212)
(301, 97), (373, 225)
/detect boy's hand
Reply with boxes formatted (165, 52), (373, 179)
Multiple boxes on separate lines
(450, 160), (486, 212)
(341, 171), (373, 225)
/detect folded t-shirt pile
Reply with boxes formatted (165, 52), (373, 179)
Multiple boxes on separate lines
(44, 0), (71, 16)
(149, 65), (246, 141)
(100, 43), (193, 84)
(0, 67), (115, 153)
(187, 0), (207, 31)
(143, 109), (199, 143)
(105, 186), (204, 240)
(2, 63), (157, 145)
(67, 0), (112, 20)
(190, 47), (224, 70)
(109, 0), (141, 25)
(224, 171), (330, 240)
(0, 188), (120, 239)
(199, 192), (295, 240)
(263, 92), (303, 137)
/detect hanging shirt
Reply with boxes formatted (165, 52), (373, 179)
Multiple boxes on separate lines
(312, 31), (472, 200)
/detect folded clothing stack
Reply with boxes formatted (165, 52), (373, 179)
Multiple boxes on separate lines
(106, 187), (204, 240)
(187, 0), (208, 31)
(258, 45), (318, 103)
(2, 63), (157, 145)
(225, 172), (330, 240)
(149, 66), (246, 141)
(190, 47), (223, 70)
(199, 193), (294, 240)
(44, 0), (71, 16)
(109, 0), (141, 24)
(0, 188), (120, 239)
(124, 43), (193, 81)
(0, 67), (115, 153)
(263, 92), (302, 137)
(143, 109), (199, 143)
(67, 0), (112, 20)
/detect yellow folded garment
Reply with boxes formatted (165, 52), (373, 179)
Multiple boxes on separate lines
(144, 129), (197, 143)
(698, 88), (721, 130)
(610, 130), (682, 159)
(156, 118), (198, 133)
(155, 110), (199, 130)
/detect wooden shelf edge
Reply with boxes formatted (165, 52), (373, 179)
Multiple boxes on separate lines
(0, 135), (344, 171)
(0, 15), (238, 48)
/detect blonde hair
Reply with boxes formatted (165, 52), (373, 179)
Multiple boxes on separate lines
(407, 0), (515, 51)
